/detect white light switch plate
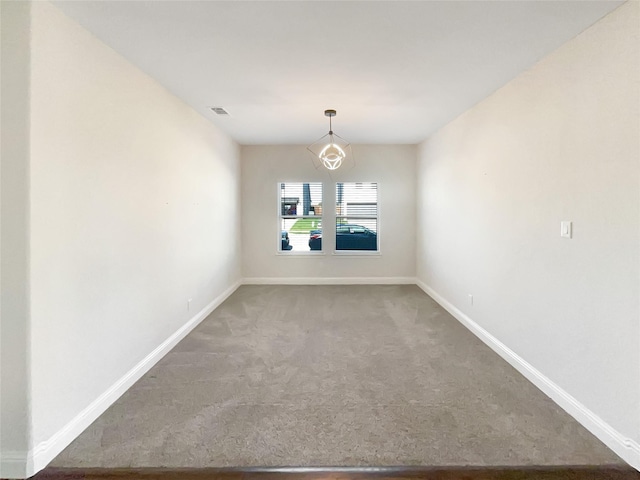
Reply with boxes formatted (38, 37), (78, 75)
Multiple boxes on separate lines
(561, 221), (572, 238)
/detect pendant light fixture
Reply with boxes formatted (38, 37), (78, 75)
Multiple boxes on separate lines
(307, 109), (353, 171)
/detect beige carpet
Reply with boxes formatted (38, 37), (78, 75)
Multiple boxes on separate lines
(51, 285), (624, 468)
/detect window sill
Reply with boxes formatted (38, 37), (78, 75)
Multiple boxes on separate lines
(332, 251), (381, 256)
(276, 251), (326, 256)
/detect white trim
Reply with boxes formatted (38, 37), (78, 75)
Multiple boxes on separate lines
(25, 280), (242, 478)
(0, 451), (33, 479)
(415, 279), (640, 471)
(332, 251), (381, 256)
(243, 277), (416, 285)
(275, 251), (325, 257)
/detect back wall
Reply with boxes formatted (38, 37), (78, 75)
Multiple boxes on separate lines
(241, 145), (416, 282)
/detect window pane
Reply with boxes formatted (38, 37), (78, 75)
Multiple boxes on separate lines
(279, 182), (322, 252)
(336, 182), (378, 251)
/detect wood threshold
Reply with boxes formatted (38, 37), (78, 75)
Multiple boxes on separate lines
(32, 465), (640, 480)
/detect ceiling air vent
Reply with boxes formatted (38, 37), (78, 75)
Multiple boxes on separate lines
(210, 107), (230, 116)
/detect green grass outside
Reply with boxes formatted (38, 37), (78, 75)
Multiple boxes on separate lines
(290, 218), (321, 233)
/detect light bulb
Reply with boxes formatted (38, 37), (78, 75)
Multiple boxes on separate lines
(319, 143), (345, 171)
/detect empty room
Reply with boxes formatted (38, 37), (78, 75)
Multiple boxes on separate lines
(1, 1), (638, 479)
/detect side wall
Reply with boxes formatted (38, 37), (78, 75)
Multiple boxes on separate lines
(26, 1), (241, 473)
(241, 145), (416, 282)
(417, 1), (639, 466)
(0, 2), (32, 478)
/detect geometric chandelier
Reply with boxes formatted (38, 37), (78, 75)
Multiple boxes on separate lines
(306, 109), (353, 171)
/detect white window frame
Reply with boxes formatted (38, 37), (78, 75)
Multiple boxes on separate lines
(333, 182), (380, 256)
(277, 182), (324, 256)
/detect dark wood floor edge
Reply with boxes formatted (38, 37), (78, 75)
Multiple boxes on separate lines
(227, 465), (637, 473)
(39, 465), (636, 472)
(28, 465), (640, 480)
(32, 464), (640, 477)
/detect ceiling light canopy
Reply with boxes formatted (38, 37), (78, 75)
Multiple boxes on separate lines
(307, 110), (353, 172)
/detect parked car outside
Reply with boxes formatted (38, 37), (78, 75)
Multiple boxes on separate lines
(308, 224), (377, 251)
(282, 230), (292, 250)
(309, 228), (322, 250)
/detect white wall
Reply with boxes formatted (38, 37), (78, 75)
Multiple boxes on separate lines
(1, 2), (241, 476)
(0, 2), (32, 478)
(241, 145), (416, 282)
(417, 1), (639, 467)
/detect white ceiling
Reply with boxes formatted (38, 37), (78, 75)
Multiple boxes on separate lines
(53, 1), (622, 145)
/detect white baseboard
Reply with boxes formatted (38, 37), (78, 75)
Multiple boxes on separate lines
(243, 276), (417, 285)
(19, 280), (242, 479)
(415, 279), (640, 471)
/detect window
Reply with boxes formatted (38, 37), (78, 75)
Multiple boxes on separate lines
(336, 182), (378, 252)
(279, 182), (323, 252)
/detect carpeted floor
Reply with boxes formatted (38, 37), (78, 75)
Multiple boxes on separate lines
(51, 285), (624, 468)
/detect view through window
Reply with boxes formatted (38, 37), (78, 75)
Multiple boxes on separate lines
(279, 182), (323, 252)
(336, 182), (378, 251)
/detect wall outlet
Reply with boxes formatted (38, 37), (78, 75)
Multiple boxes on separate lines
(468, 294), (473, 305)
(187, 298), (192, 311)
